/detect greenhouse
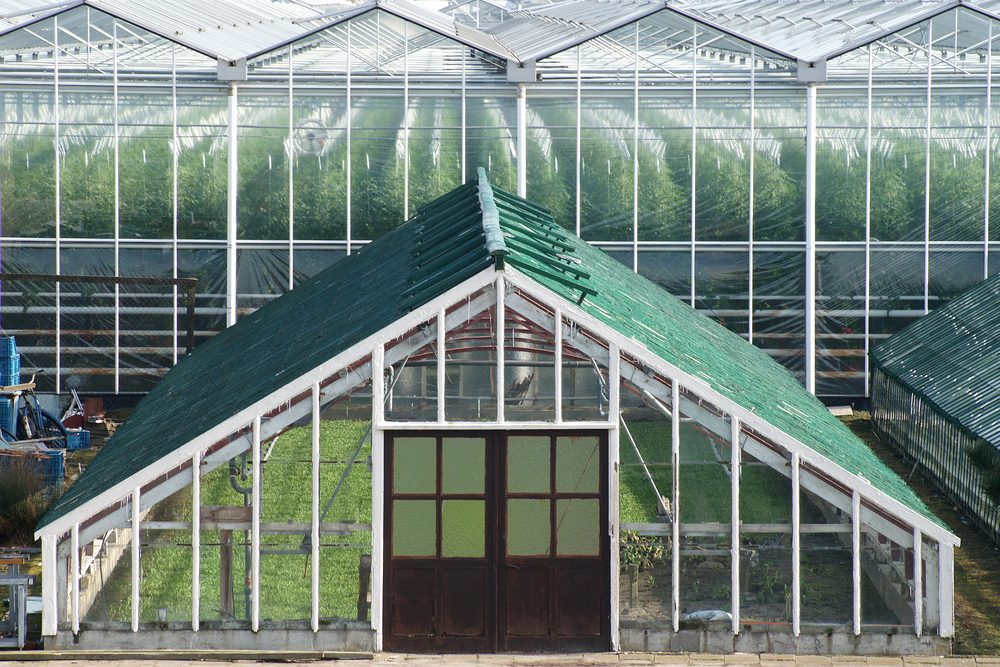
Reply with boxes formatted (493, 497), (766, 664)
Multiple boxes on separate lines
(34, 173), (959, 655)
(871, 271), (1000, 545)
(2, 0), (1000, 400)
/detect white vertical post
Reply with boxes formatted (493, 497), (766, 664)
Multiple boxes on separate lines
(864, 45), (873, 397)
(804, 83), (817, 395)
(171, 46), (179, 364)
(730, 417), (740, 635)
(747, 46), (756, 346)
(575, 47), (582, 237)
(251, 416), (261, 632)
(517, 83), (527, 197)
(371, 344), (386, 650)
(227, 82), (239, 326)
(791, 452), (801, 636)
(41, 534), (57, 636)
(112, 19), (120, 393)
(913, 527), (923, 636)
(924, 24), (933, 315)
(554, 306), (563, 423)
(689, 24), (698, 308)
(985, 21), (993, 280)
(131, 488), (140, 632)
(287, 45), (295, 290)
(608, 344), (621, 651)
(496, 275), (506, 422)
(671, 382), (681, 632)
(632, 23), (640, 273)
(311, 382), (321, 632)
(346, 21), (353, 255)
(192, 451), (201, 631)
(852, 490), (862, 635)
(70, 523), (79, 634)
(437, 309), (446, 422)
(461, 47), (467, 182)
(939, 542), (954, 637)
(54, 14), (61, 392)
(403, 21), (409, 219)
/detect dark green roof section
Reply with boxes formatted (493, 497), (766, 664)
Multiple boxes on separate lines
(40, 169), (948, 535)
(871, 272), (1000, 448)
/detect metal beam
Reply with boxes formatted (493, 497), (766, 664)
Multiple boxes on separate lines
(671, 381), (681, 633)
(804, 83), (817, 395)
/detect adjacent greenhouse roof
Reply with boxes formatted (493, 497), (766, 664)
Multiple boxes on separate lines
(871, 272), (1000, 447)
(39, 168), (949, 535)
(6, 0), (1000, 64)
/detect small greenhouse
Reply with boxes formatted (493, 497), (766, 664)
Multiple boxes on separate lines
(871, 272), (1000, 544)
(35, 172), (959, 654)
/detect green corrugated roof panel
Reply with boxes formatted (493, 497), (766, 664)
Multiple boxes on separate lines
(39, 170), (948, 534)
(871, 272), (1000, 447)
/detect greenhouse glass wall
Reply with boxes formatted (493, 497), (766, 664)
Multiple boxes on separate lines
(2, 0), (1000, 398)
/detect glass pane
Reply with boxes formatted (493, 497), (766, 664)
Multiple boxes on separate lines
(393, 437), (436, 494)
(441, 499), (485, 558)
(556, 435), (599, 493)
(556, 498), (599, 556)
(507, 436), (550, 493)
(442, 437), (485, 495)
(507, 499), (551, 556)
(392, 500), (436, 557)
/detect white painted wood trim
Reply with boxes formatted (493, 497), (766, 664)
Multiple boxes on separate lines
(371, 427), (386, 651)
(378, 420), (614, 430)
(608, 344), (621, 652)
(554, 306), (563, 424)
(251, 416), (261, 633)
(436, 309), (446, 423)
(791, 451), (801, 637)
(914, 527), (923, 636)
(496, 274), (505, 423)
(41, 535), (57, 636)
(131, 488), (140, 632)
(671, 381), (681, 633)
(731, 416), (740, 635)
(852, 489), (861, 636)
(71, 523), (79, 635)
(501, 269), (959, 547)
(192, 451), (200, 632)
(37, 270), (498, 541)
(311, 382), (321, 633)
(939, 542), (954, 637)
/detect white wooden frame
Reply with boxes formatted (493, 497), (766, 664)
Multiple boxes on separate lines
(38, 264), (959, 643)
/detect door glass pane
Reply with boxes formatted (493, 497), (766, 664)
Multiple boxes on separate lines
(507, 499), (551, 556)
(393, 500), (436, 556)
(556, 498), (600, 556)
(441, 500), (485, 558)
(507, 436), (550, 493)
(393, 437), (436, 494)
(556, 435), (599, 493)
(442, 437), (485, 494)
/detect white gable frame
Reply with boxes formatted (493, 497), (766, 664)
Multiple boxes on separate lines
(38, 264), (958, 642)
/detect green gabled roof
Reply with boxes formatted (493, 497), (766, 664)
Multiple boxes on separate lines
(871, 272), (1000, 448)
(40, 169), (949, 535)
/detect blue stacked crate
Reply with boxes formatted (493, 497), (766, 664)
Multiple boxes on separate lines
(0, 337), (18, 434)
(35, 450), (64, 487)
(0, 397), (15, 435)
(65, 429), (91, 451)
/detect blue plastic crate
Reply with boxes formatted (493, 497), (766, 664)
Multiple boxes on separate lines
(0, 336), (16, 358)
(0, 353), (20, 385)
(65, 429), (91, 451)
(36, 450), (64, 487)
(0, 398), (15, 434)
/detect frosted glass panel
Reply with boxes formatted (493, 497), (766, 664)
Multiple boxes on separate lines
(394, 437), (436, 494)
(556, 435), (599, 493)
(508, 436), (550, 493)
(556, 498), (599, 556)
(442, 437), (485, 494)
(393, 500), (436, 556)
(441, 500), (485, 557)
(507, 499), (551, 556)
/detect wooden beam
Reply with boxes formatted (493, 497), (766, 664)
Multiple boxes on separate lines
(671, 381), (680, 633)
(192, 451), (200, 632)
(731, 416), (741, 636)
(792, 452), (801, 637)
(251, 416), (260, 633)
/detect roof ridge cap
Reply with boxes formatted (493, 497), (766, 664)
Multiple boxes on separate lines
(476, 166), (508, 269)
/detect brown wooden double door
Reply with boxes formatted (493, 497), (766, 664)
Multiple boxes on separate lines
(384, 430), (609, 652)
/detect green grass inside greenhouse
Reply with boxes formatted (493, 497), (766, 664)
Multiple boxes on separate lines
(91, 420), (809, 624)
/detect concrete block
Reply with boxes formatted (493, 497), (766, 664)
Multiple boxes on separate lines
(724, 653), (760, 664)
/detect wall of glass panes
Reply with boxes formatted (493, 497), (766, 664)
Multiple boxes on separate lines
(2, 6), (1000, 397)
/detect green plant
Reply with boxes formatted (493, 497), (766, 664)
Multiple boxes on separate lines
(0, 457), (60, 546)
(620, 530), (666, 572)
(968, 439), (998, 472)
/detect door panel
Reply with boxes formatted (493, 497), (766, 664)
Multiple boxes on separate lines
(385, 431), (609, 653)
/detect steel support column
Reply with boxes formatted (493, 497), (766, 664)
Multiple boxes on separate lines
(804, 83), (817, 395)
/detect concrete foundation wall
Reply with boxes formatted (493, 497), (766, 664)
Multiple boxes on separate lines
(620, 626), (950, 656)
(48, 621), (374, 652)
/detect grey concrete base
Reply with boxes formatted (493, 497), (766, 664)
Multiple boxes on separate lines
(620, 625), (951, 655)
(47, 620), (374, 652)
